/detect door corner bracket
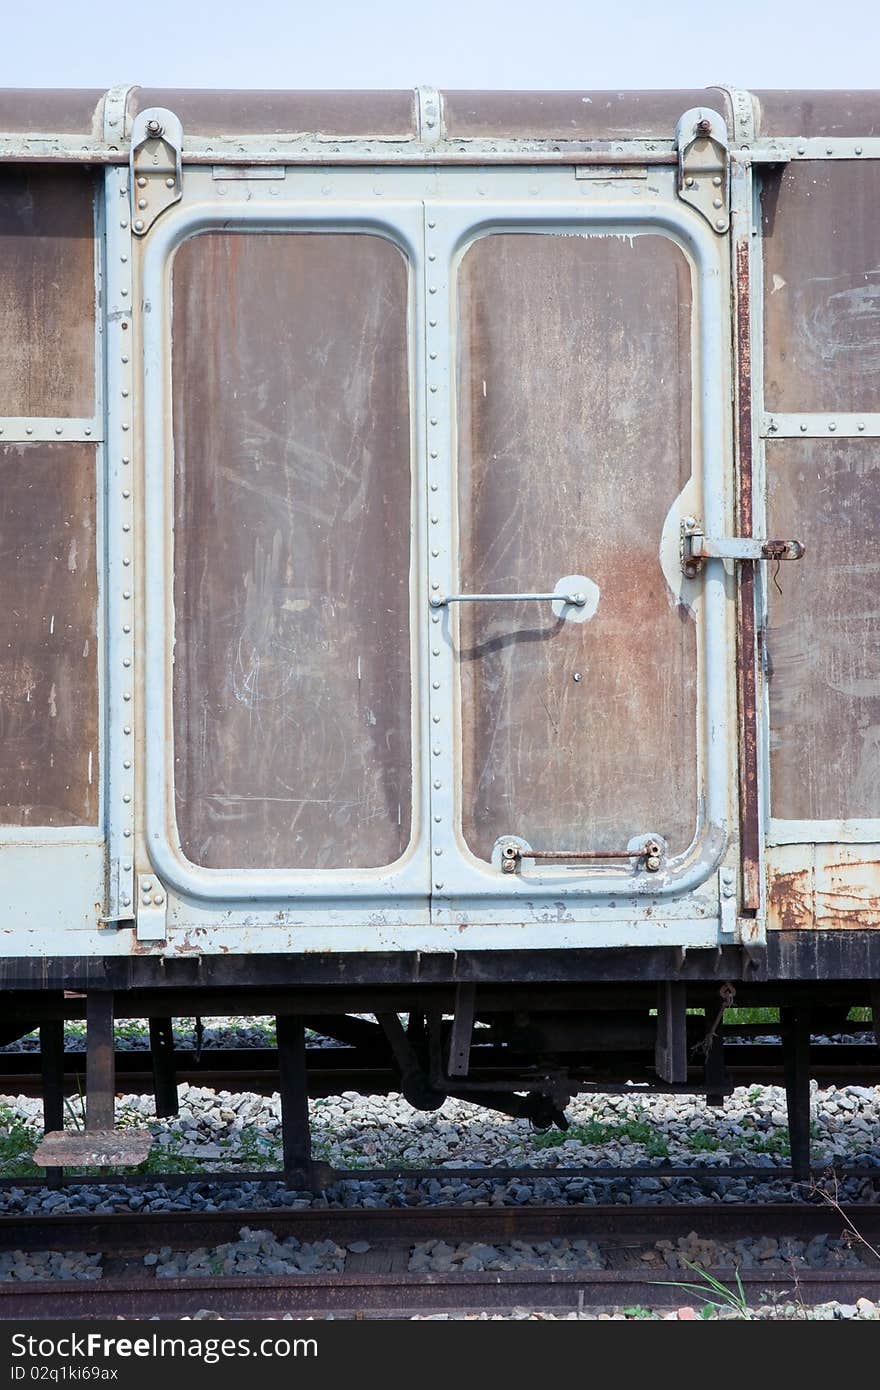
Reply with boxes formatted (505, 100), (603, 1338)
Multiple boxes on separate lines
(136, 873), (167, 942)
(130, 107), (183, 236)
(675, 107), (730, 233)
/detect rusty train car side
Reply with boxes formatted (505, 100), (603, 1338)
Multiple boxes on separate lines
(0, 86), (878, 1177)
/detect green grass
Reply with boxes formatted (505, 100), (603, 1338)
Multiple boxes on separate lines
(532, 1117), (669, 1159)
(0, 1104), (41, 1176)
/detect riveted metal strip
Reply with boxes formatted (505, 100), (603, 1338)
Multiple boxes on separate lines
(760, 137), (880, 160)
(762, 413), (880, 438)
(423, 204), (455, 904)
(710, 84), (758, 147)
(103, 164), (136, 921)
(416, 87), (442, 145)
(0, 418), (102, 442)
(102, 84), (135, 147)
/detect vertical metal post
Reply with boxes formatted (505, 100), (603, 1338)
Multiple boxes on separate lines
(655, 981), (688, 1084)
(276, 1015), (313, 1187)
(447, 982), (476, 1079)
(149, 1017), (179, 1118)
(781, 1006), (812, 1181)
(86, 993), (116, 1132)
(40, 1018), (65, 1185)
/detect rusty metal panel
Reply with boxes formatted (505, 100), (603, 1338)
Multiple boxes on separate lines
(767, 845), (880, 930)
(442, 90), (718, 140)
(0, 90), (104, 135)
(456, 232), (696, 862)
(133, 89), (416, 138)
(0, 444), (98, 826)
(0, 168), (96, 417)
(762, 162), (880, 413)
(766, 438), (880, 821)
(171, 231), (413, 871)
(755, 91), (880, 138)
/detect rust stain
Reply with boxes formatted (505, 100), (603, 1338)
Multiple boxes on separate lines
(768, 866), (814, 930)
(735, 235), (760, 911)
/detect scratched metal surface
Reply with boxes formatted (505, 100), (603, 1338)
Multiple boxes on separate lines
(455, 232), (697, 862)
(442, 90), (716, 140)
(131, 89), (417, 138)
(0, 169), (96, 417)
(0, 443), (98, 825)
(761, 161), (880, 413)
(766, 438), (880, 822)
(755, 91), (880, 138)
(170, 231), (414, 871)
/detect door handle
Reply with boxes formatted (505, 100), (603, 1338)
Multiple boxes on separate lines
(430, 589), (587, 609)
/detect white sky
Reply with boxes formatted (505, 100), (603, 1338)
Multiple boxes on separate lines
(1, 0), (878, 91)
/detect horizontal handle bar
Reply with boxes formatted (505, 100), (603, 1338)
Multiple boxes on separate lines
(430, 591), (587, 608)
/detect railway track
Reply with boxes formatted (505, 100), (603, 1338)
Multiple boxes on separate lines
(0, 1202), (878, 1318)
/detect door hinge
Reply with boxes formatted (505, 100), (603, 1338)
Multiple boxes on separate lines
(681, 519), (805, 577)
(675, 107), (730, 233)
(136, 872), (167, 942)
(130, 107), (183, 236)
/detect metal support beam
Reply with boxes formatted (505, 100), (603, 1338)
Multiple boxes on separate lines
(781, 1006), (812, 1181)
(148, 1017), (178, 1118)
(86, 993), (115, 1132)
(655, 982), (688, 1083)
(276, 1015), (329, 1191)
(447, 983), (476, 1078)
(39, 1018), (65, 1185)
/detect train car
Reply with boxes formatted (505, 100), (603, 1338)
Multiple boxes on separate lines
(0, 85), (878, 1182)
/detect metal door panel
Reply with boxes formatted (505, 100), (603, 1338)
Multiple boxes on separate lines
(424, 200), (735, 911)
(139, 200), (431, 906)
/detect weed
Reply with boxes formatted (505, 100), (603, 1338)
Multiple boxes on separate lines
(0, 1104), (40, 1176)
(661, 1258), (753, 1319)
(533, 1117), (669, 1159)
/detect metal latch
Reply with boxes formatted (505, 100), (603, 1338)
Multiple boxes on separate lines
(675, 107), (730, 233)
(501, 839), (663, 874)
(681, 519), (805, 578)
(430, 574), (599, 623)
(130, 107), (183, 235)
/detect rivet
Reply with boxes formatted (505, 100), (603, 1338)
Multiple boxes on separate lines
(123, 760), (131, 770)
(431, 516), (438, 525)
(434, 882), (443, 890)
(122, 523), (130, 532)
(153, 894), (164, 905)
(133, 219), (143, 231)
(712, 175), (722, 187)
(122, 356), (129, 364)
(828, 421), (836, 432)
(572, 672), (582, 682)
(123, 725), (131, 735)
(429, 286), (437, 294)
(123, 624), (131, 633)
(120, 219), (128, 228)
(429, 352), (438, 360)
(166, 176), (175, 186)
(123, 591), (131, 600)
(433, 745), (441, 755)
(431, 614), (440, 623)
(431, 548), (439, 557)
(430, 482), (439, 491)
(855, 146), (863, 156)
(428, 220), (436, 228)
(430, 450), (438, 459)
(123, 692), (131, 702)
(55, 426), (62, 435)
(430, 418), (437, 426)
(429, 319), (437, 327)
(84, 427), (91, 437)
(123, 829), (132, 838)
(685, 175), (694, 187)
(432, 647), (440, 655)
(122, 490), (130, 499)
(430, 385), (438, 393)
(120, 256), (127, 264)
(122, 423), (129, 432)
(121, 896), (131, 907)
(136, 175), (147, 187)
(122, 388), (129, 397)
(715, 219), (725, 230)
(432, 680), (440, 689)
(434, 848), (443, 856)
(432, 714), (440, 723)
(797, 145), (806, 155)
(122, 658), (131, 668)
(433, 780), (441, 790)
(121, 322), (128, 330)
(431, 580), (440, 589)
(123, 863), (132, 872)
(123, 794), (131, 804)
(137, 199), (146, 210)
(826, 146), (833, 155)
(713, 198), (722, 209)
(25, 427), (33, 436)
(428, 253), (436, 262)
(122, 456), (130, 464)
(123, 557), (131, 566)
(858, 421), (865, 431)
(800, 423), (808, 432)
(142, 879), (152, 891)
(434, 815), (442, 823)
